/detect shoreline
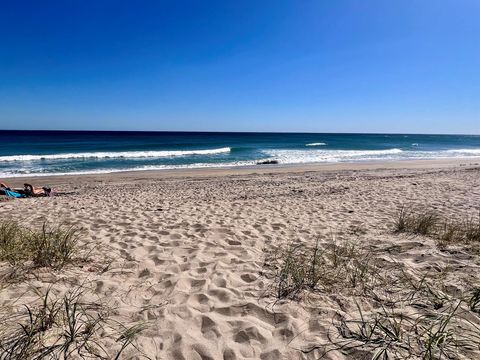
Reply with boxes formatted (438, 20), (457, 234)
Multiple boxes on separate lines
(3, 157), (480, 186)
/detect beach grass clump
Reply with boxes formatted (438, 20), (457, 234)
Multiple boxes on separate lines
(267, 240), (381, 300)
(394, 206), (480, 247)
(29, 223), (80, 269)
(272, 242), (324, 299)
(413, 211), (440, 236)
(394, 206), (439, 236)
(0, 287), (146, 359)
(463, 214), (480, 243)
(0, 221), (146, 358)
(265, 238), (480, 359)
(329, 307), (408, 359)
(437, 221), (461, 246)
(468, 288), (480, 313)
(0, 220), (80, 270)
(0, 222), (29, 266)
(319, 300), (476, 360)
(393, 206), (413, 233)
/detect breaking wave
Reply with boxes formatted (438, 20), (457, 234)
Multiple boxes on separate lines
(264, 148), (404, 164)
(0, 147), (232, 162)
(305, 142), (327, 146)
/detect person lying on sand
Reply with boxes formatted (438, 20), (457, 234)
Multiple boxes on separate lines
(0, 182), (24, 198)
(23, 183), (52, 197)
(0, 182), (10, 190)
(0, 182), (52, 197)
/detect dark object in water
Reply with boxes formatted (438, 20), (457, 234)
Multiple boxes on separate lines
(257, 160), (279, 165)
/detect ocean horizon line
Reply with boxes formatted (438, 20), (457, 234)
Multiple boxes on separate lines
(1, 129), (479, 136)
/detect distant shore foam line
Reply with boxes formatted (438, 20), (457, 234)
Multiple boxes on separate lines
(446, 148), (480, 154)
(305, 142), (327, 146)
(267, 148), (403, 157)
(263, 148), (480, 164)
(263, 148), (403, 164)
(0, 147), (232, 162)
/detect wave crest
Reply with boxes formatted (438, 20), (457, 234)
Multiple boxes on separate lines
(0, 147), (231, 162)
(305, 142), (327, 146)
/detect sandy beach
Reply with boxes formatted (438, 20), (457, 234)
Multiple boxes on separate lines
(1, 159), (480, 359)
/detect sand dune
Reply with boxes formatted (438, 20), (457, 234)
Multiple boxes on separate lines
(1, 162), (480, 359)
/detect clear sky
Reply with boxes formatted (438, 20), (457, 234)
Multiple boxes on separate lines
(0, 0), (479, 134)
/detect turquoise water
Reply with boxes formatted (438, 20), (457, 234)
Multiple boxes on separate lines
(0, 131), (479, 177)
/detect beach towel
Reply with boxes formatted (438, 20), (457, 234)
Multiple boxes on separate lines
(4, 189), (23, 198)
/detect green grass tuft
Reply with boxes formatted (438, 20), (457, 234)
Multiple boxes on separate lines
(0, 220), (80, 270)
(394, 207), (480, 248)
(0, 287), (147, 359)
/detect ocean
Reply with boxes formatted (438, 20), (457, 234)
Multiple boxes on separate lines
(0, 131), (479, 177)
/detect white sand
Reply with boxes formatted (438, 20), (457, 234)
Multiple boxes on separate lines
(1, 160), (480, 359)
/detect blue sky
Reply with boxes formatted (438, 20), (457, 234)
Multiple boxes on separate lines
(0, 0), (479, 133)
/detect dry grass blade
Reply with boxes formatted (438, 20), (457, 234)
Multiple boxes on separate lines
(114, 323), (148, 360)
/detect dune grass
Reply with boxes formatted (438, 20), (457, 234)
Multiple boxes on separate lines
(394, 206), (439, 236)
(0, 287), (147, 359)
(263, 207), (480, 358)
(0, 220), (148, 359)
(394, 206), (480, 248)
(264, 237), (480, 359)
(0, 220), (80, 270)
(317, 300), (476, 360)
(266, 238), (399, 303)
(268, 240), (378, 300)
(469, 288), (480, 313)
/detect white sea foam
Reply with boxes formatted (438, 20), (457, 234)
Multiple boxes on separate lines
(305, 142), (327, 146)
(0, 147), (231, 162)
(264, 148), (404, 164)
(446, 148), (480, 155)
